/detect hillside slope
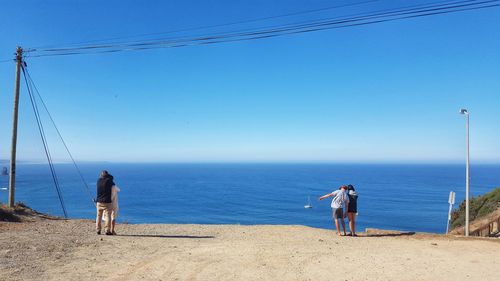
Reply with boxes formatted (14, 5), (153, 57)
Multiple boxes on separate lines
(450, 187), (500, 231)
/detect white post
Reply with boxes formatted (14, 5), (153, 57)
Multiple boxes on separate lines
(446, 191), (455, 234)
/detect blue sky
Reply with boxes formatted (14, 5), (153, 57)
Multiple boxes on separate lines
(0, 0), (499, 163)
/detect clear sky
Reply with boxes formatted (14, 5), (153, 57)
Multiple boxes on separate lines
(0, 0), (499, 163)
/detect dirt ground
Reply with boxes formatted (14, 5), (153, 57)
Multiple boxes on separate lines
(0, 219), (499, 281)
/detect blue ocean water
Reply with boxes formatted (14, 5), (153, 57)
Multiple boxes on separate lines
(0, 163), (499, 234)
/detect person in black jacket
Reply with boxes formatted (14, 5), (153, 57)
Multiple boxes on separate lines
(96, 170), (115, 235)
(346, 184), (359, 236)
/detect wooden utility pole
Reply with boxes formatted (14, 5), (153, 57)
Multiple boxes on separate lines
(8, 47), (23, 208)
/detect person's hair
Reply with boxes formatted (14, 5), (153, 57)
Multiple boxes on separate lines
(347, 184), (355, 191)
(340, 185), (348, 190)
(100, 170), (109, 178)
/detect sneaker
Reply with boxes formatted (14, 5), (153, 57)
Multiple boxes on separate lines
(105, 232), (112, 235)
(97, 230), (101, 235)
(112, 231), (117, 235)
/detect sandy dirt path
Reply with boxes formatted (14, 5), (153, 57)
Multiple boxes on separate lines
(1, 220), (499, 281)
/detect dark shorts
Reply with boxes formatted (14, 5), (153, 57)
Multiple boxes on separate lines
(332, 208), (344, 219)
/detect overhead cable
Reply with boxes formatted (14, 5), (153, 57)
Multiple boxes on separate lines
(32, 0), (380, 49)
(22, 0), (500, 58)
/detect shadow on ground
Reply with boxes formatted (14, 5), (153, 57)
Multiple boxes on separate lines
(115, 234), (215, 239)
(366, 232), (416, 237)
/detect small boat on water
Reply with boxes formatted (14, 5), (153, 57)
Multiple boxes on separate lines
(1, 167), (7, 176)
(304, 196), (312, 209)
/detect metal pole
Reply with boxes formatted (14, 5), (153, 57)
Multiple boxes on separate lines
(8, 47), (23, 208)
(465, 112), (470, 236)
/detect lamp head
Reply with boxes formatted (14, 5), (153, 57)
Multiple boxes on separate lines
(459, 108), (468, 115)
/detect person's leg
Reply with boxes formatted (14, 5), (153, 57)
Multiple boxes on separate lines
(333, 209), (345, 235)
(352, 213), (357, 235)
(332, 209), (341, 235)
(110, 209), (116, 234)
(96, 204), (104, 234)
(339, 209), (346, 235)
(105, 204), (112, 234)
(347, 213), (354, 235)
(334, 218), (341, 235)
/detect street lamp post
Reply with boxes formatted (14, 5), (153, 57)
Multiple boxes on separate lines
(459, 108), (470, 236)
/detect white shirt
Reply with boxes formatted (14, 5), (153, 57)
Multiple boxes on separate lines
(111, 185), (120, 211)
(330, 190), (349, 209)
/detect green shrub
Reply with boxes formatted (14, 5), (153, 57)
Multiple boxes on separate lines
(450, 187), (500, 230)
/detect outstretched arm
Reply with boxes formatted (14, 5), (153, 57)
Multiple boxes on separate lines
(319, 193), (333, 200)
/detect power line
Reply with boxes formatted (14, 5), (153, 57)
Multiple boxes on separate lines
(32, 0), (380, 49)
(27, 0), (499, 56)
(25, 0), (500, 58)
(30, 0), (458, 53)
(23, 66), (96, 206)
(65, 0), (472, 48)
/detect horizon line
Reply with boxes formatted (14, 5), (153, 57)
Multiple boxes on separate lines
(3, 160), (500, 165)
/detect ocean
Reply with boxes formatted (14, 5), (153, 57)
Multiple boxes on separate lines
(1, 163), (499, 234)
